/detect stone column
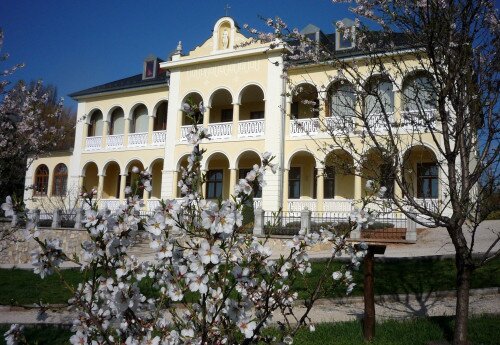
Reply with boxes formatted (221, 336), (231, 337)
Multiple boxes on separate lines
(354, 173), (363, 201)
(201, 169), (207, 198)
(82, 123), (89, 150)
(78, 175), (85, 193)
(253, 207), (265, 236)
(300, 207), (312, 234)
(283, 168), (289, 211)
(52, 209), (62, 228)
(124, 118), (131, 146)
(203, 106), (211, 128)
(318, 91), (327, 131)
(393, 80), (402, 123)
(406, 215), (417, 242)
(172, 171), (179, 198)
(229, 168), (237, 195)
(232, 103), (240, 137)
(97, 174), (105, 200)
(119, 174), (127, 200)
(74, 208), (83, 229)
(147, 114), (155, 144)
(102, 120), (109, 148)
(316, 167), (325, 212)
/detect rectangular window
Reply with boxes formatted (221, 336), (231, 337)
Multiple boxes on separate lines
(417, 163), (438, 198)
(145, 60), (155, 78)
(206, 169), (223, 199)
(221, 109), (233, 122)
(239, 169), (262, 198)
(380, 163), (395, 198)
(250, 111), (264, 120)
(288, 167), (301, 199)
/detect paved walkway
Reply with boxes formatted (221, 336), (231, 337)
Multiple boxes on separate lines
(0, 288), (498, 325)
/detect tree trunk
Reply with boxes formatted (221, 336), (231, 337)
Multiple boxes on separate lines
(453, 255), (472, 345)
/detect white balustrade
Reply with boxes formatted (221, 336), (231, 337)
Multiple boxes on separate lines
(106, 134), (124, 149)
(365, 112), (394, 132)
(415, 198), (439, 212)
(323, 199), (354, 212)
(128, 132), (147, 147)
(290, 118), (320, 136)
(238, 119), (264, 138)
(147, 199), (161, 211)
(152, 130), (167, 146)
(180, 125), (191, 141)
(287, 200), (317, 212)
(401, 109), (437, 130)
(100, 199), (121, 211)
(253, 198), (262, 209)
(325, 116), (354, 133)
(208, 122), (232, 139)
(85, 136), (102, 151)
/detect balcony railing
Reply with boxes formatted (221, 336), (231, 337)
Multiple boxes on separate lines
(152, 130), (167, 146)
(290, 118), (320, 136)
(325, 116), (355, 133)
(208, 122), (232, 139)
(106, 134), (124, 149)
(253, 198), (262, 210)
(323, 199), (354, 212)
(147, 199), (161, 210)
(100, 199), (121, 211)
(238, 119), (264, 138)
(85, 136), (102, 151)
(180, 125), (191, 141)
(365, 112), (394, 132)
(288, 200), (317, 212)
(401, 109), (437, 130)
(128, 132), (148, 147)
(415, 198), (439, 212)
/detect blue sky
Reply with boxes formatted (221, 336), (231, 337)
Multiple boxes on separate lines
(0, 1), (352, 110)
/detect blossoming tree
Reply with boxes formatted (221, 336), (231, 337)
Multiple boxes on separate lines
(3, 102), (382, 345)
(243, 1), (499, 344)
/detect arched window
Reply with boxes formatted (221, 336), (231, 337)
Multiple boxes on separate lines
(365, 78), (394, 115)
(34, 165), (49, 196)
(132, 104), (148, 133)
(329, 83), (356, 118)
(88, 110), (103, 137)
(52, 163), (68, 196)
(109, 108), (125, 135)
(154, 102), (168, 131)
(403, 75), (436, 112)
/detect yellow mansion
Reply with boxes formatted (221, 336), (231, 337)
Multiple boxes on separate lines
(24, 17), (442, 215)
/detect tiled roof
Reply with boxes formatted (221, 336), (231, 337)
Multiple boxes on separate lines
(69, 70), (169, 99)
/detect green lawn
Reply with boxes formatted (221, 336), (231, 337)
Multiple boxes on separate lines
(0, 257), (498, 305)
(1, 315), (498, 345)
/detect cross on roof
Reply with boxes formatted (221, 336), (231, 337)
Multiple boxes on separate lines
(225, 4), (231, 16)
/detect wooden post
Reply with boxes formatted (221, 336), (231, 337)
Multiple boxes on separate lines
(358, 244), (386, 342)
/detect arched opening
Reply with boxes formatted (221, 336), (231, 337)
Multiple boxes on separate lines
(402, 73), (437, 127)
(82, 162), (99, 194)
(288, 151), (316, 200)
(34, 164), (49, 196)
(364, 76), (394, 131)
(103, 162), (121, 199)
(181, 92), (204, 126)
(210, 89), (233, 124)
(326, 81), (356, 131)
(131, 104), (148, 133)
(154, 101), (168, 131)
(206, 153), (230, 199)
(403, 146), (439, 199)
(125, 160), (145, 197)
(323, 150), (355, 200)
(291, 84), (319, 119)
(237, 151), (262, 198)
(52, 163), (68, 196)
(150, 159), (164, 199)
(361, 148), (395, 198)
(239, 85), (265, 120)
(88, 110), (103, 137)
(109, 108), (125, 135)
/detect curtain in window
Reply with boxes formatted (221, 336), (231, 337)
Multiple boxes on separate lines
(403, 76), (436, 112)
(365, 80), (394, 114)
(110, 108), (125, 135)
(133, 105), (149, 133)
(330, 84), (355, 118)
(52, 163), (68, 196)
